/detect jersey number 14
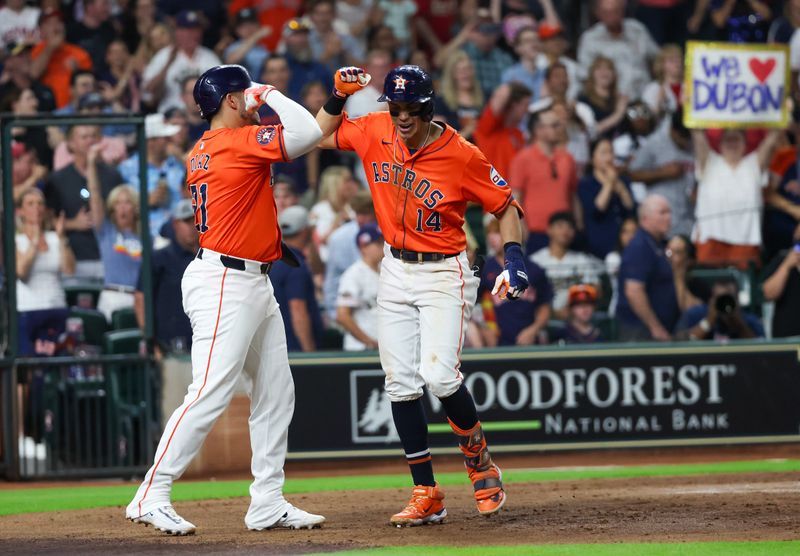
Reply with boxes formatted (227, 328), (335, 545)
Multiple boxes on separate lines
(415, 209), (441, 233)
(189, 183), (209, 233)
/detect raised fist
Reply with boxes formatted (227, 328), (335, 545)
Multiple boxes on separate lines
(334, 67), (371, 98)
(244, 83), (276, 112)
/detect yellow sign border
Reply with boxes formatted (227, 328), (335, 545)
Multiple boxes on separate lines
(683, 41), (791, 129)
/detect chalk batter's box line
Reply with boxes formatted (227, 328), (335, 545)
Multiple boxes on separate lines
(682, 41), (791, 129)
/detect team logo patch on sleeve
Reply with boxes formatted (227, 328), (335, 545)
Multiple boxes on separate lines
(490, 166), (508, 187)
(256, 126), (276, 145)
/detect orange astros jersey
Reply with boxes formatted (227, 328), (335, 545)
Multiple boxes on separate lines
(186, 124), (289, 262)
(335, 112), (519, 253)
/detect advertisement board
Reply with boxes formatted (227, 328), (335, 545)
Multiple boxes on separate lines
(288, 344), (800, 457)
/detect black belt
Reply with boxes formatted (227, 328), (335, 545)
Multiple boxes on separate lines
(390, 247), (458, 263)
(197, 248), (272, 274)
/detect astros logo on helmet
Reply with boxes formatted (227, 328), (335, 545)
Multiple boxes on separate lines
(378, 65), (435, 122)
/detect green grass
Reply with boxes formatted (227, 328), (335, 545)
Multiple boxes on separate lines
(324, 542), (800, 556)
(1, 459), (799, 516)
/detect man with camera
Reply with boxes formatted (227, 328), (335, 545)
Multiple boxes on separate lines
(676, 277), (763, 341)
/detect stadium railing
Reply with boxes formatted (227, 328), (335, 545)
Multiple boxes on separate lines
(0, 114), (161, 480)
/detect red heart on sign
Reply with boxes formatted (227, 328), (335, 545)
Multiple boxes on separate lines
(749, 58), (776, 83)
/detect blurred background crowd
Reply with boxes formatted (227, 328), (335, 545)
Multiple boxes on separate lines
(5, 0), (800, 361)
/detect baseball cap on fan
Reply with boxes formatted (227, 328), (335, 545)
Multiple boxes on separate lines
(173, 199), (195, 220)
(176, 10), (204, 28)
(356, 223), (383, 247)
(567, 284), (598, 306)
(283, 18), (312, 35)
(279, 205), (309, 236)
(235, 8), (259, 26)
(538, 22), (565, 40)
(145, 113), (181, 139)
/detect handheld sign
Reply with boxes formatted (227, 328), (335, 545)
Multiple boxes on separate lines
(684, 41), (789, 129)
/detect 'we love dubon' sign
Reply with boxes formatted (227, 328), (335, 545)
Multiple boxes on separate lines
(683, 41), (789, 129)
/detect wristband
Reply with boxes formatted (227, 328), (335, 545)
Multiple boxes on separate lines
(698, 318), (711, 333)
(324, 94), (347, 115)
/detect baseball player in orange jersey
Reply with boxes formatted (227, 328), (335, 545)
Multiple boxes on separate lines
(316, 65), (530, 526)
(126, 65), (326, 535)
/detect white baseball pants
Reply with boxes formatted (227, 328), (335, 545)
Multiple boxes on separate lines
(127, 254), (295, 529)
(377, 244), (479, 401)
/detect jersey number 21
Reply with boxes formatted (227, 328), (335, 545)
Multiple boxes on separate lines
(189, 183), (209, 233)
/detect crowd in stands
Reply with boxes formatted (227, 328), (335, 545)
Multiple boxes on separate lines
(5, 0), (800, 359)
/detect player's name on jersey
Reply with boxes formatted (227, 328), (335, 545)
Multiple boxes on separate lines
(190, 153), (211, 173)
(370, 162), (445, 210)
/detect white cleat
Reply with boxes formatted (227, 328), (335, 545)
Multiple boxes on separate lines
(250, 505), (326, 530)
(127, 505), (197, 536)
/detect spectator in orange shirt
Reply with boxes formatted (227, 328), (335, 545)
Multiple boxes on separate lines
(510, 98), (579, 255)
(30, 8), (93, 109)
(473, 81), (531, 178)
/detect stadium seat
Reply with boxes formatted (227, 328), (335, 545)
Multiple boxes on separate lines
(319, 327), (344, 350)
(64, 283), (103, 309)
(593, 312), (617, 342)
(111, 307), (138, 330)
(68, 308), (108, 347)
(104, 329), (143, 355)
(546, 319), (567, 343)
(597, 272), (613, 312)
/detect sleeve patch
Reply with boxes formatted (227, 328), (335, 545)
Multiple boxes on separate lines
(256, 126), (277, 145)
(490, 166), (508, 187)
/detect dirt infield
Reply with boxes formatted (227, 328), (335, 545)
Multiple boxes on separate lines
(1, 470), (799, 555)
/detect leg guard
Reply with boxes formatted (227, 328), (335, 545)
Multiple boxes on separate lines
(448, 419), (506, 515)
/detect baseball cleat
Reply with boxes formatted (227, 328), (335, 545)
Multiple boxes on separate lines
(390, 484), (447, 527)
(250, 505), (326, 530)
(126, 505), (196, 535)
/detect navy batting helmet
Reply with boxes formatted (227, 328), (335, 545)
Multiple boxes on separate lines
(193, 64), (252, 120)
(378, 65), (434, 121)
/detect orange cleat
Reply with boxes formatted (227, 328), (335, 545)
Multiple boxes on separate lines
(389, 484), (447, 527)
(449, 420), (506, 516)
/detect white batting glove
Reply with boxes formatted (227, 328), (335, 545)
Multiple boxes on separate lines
(492, 243), (529, 300)
(244, 83), (277, 112)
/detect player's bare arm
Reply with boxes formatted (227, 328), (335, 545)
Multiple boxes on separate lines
(316, 66), (371, 148)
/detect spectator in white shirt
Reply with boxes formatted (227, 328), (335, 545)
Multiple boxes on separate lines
(16, 188), (75, 355)
(310, 165), (361, 262)
(142, 10), (221, 112)
(641, 43), (683, 123)
(0, 0), (39, 50)
(577, 0), (659, 100)
(530, 211), (604, 319)
(323, 191), (376, 322)
(692, 127), (781, 269)
(336, 223), (384, 350)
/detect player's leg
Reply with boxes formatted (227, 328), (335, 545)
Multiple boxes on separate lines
(377, 251), (445, 527)
(417, 254), (506, 516)
(241, 283), (324, 530)
(126, 262), (263, 532)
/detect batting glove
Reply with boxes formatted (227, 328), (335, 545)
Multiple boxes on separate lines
(492, 242), (529, 300)
(244, 82), (276, 112)
(333, 67), (371, 98)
